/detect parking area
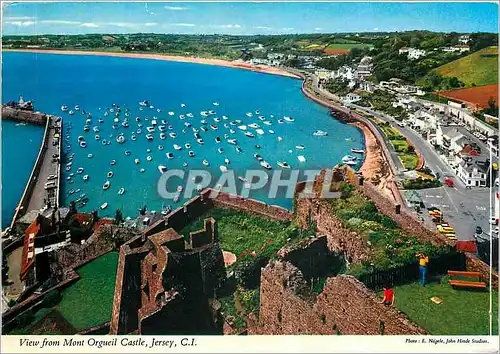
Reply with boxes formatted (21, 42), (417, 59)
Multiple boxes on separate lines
(414, 186), (496, 241)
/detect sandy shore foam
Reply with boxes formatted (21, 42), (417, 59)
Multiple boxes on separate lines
(4, 49), (301, 79)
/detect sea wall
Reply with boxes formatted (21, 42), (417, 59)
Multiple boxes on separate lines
(7, 116), (51, 232)
(253, 261), (425, 335)
(1, 106), (47, 125)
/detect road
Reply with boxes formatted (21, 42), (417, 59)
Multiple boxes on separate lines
(351, 103), (496, 241)
(26, 117), (61, 212)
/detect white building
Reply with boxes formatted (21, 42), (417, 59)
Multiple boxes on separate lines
(358, 80), (377, 92)
(343, 93), (362, 104)
(333, 66), (359, 81)
(398, 47), (426, 59)
(458, 35), (471, 44)
(315, 69), (334, 81)
(457, 157), (490, 187)
(357, 56), (373, 78)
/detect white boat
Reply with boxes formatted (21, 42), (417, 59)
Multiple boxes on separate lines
(214, 117), (221, 123)
(169, 132), (177, 138)
(254, 153), (264, 161)
(342, 155), (358, 163)
(263, 121), (272, 126)
(110, 160), (116, 165)
(118, 188), (125, 195)
(220, 165), (228, 173)
(100, 202), (108, 210)
(297, 155), (306, 163)
(131, 135), (137, 141)
(146, 126), (155, 133)
(88, 153), (93, 158)
(277, 136), (283, 141)
(147, 156), (152, 161)
(140, 168), (145, 172)
(202, 160), (210, 166)
(224, 158), (230, 165)
(158, 125), (166, 132)
(238, 125), (247, 131)
(296, 145), (305, 150)
(197, 138), (204, 145)
(245, 132), (255, 138)
(158, 145), (164, 151)
(185, 143), (191, 149)
(107, 171), (114, 178)
(278, 161), (291, 169)
(186, 112), (193, 117)
(188, 151), (195, 157)
(173, 144), (182, 151)
(213, 102), (219, 106)
(248, 123), (259, 129)
(160, 133), (166, 140)
(246, 112), (253, 117)
(125, 150), (131, 156)
(93, 126), (99, 133)
(84, 125), (90, 132)
(313, 130), (328, 136)
(158, 165), (168, 174)
(116, 135), (126, 144)
(179, 115), (185, 120)
(103, 181), (110, 190)
(83, 175), (89, 181)
(344, 160), (358, 166)
(215, 136), (221, 144)
(166, 152), (174, 159)
(61, 105), (69, 112)
(79, 141), (87, 148)
(151, 119), (157, 126)
(283, 116), (295, 122)
(137, 128), (142, 134)
(77, 167), (84, 174)
(168, 111), (175, 116)
(227, 139), (237, 145)
(278, 119), (284, 124)
(268, 130), (275, 134)
(351, 148), (365, 154)
(230, 129), (236, 134)
(183, 162), (188, 167)
(146, 134), (153, 140)
(210, 124), (218, 130)
(260, 161), (272, 169)
(218, 147), (224, 154)
(256, 129), (265, 135)
(135, 159), (140, 164)
(236, 146), (243, 153)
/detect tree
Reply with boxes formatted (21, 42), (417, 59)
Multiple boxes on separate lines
(115, 209), (123, 225)
(488, 97), (496, 111)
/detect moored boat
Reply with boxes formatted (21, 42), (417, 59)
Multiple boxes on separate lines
(103, 181), (110, 190)
(351, 148), (365, 154)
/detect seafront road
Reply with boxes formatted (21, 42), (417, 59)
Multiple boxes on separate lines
(350, 104), (495, 241)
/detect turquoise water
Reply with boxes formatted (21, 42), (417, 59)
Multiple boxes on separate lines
(1, 120), (44, 229)
(2, 52), (363, 217)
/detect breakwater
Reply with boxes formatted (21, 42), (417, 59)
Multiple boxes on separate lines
(1, 106), (47, 125)
(1, 108), (62, 233)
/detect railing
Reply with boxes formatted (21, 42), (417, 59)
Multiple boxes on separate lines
(357, 252), (466, 291)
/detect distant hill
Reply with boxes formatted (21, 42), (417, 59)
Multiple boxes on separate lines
(433, 46), (498, 87)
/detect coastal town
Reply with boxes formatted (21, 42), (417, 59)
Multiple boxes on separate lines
(1, 2), (499, 346)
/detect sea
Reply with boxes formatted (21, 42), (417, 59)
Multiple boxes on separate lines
(2, 51), (363, 220)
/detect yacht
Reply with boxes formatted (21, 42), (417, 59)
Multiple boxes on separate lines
(169, 132), (177, 139)
(151, 119), (157, 126)
(296, 145), (305, 150)
(278, 161), (291, 169)
(185, 143), (191, 149)
(166, 152), (174, 159)
(84, 125), (90, 132)
(218, 147), (224, 154)
(313, 130), (328, 136)
(210, 124), (218, 130)
(79, 141), (87, 148)
(146, 134), (154, 141)
(93, 126), (100, 133)
(77, 167), (84, 174)
(248, 123), (259, 129)
(88, 153), (93, 158)
(103, 181), (111, 190)
(184, 122), (192, 128)
(107, 171), (114, 178)
(158, 145), (164, 151)
(215, 137), (221, 144)
(255, 129), (264, 135)
(196, 138), (204, 145)
(351, 148), (365, 154)
(213, 102), (219, 106)
(125, 150), (131, 156)
(61, 105), (69, 112)
(83, 175), (89, 181)
(245, 132), (255, 138)
(116, 135), (126, 144)
(118, 188), (125, 195)
(236, 146), (243, 153)
(100, 202), (108, 210)
(224, 158), (230, 165)
(202, 160), (210, 166)
(146, 126), (155, 133)
(160, 133), (166, 140)
(246, 112), (253, 117)
(283, 116), (295, 122)
(137, 128), (142, 134)
(227, 139), (237, 145)
(110, 160), (116, 166)
(135, 159), (140, 164)
(269, 130), (275, 134)
(214, 117), (221, 123)
(173, 144), (182, 151)
(188, 151), (195, 157)
(179, 115), (185, 120)
(278, 119), (284, 124)
(254, 153), (264, 162)
(159, 125), (166, 132)
(131, 135), (137, 141)
(168, 111), (175, 116)
(260, 161), (272, 169)
(238, 125), (247, 131)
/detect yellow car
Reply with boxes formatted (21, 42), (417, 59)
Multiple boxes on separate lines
(445, 233), (456, 240)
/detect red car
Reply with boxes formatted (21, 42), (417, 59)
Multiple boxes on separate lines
(444, 178), (454, 187)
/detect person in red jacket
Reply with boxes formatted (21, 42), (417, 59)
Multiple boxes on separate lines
(381, 284), (395, 306)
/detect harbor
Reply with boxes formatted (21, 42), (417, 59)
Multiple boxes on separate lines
(2, 100), (63, 234)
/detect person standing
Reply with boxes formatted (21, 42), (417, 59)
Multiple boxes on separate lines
(381, 284), (395, 306)
(416, 253), (429, 286)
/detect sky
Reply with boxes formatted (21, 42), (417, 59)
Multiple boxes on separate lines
(2, 2), (499, 36)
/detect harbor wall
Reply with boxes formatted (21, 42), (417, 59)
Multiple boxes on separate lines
(7, 116), (51, 231)
(1, 106), (47, 125)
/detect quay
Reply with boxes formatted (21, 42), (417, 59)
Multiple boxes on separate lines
(1, 104), (63, 233)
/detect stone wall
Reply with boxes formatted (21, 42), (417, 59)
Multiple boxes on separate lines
(343, 166), (451, 247)
(254, 261), (426, 335)
(1, 106), (47, 125)
(465, 253), (499, 290)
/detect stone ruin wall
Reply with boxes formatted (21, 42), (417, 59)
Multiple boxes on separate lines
(253, 261), (426, 335)
(465, 253), (499, 290)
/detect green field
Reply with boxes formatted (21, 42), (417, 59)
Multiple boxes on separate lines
(388, 277), (498, 335)
(434, 46), (499, 87)
(56, 252), (119, 331)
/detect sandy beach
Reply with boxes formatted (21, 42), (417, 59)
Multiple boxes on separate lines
(3, 49), (301, 79)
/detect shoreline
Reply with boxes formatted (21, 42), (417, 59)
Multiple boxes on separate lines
(3, 49), (301, 80)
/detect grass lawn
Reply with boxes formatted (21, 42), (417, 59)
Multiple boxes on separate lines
(56, 251), (119, 331)
(400, 153), (419, 170)
(179, 208), (307, 259)
(390, 276), (498, 335)
(378, 125), (419, 170)
(434, 46), (498, 87)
